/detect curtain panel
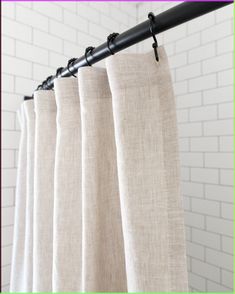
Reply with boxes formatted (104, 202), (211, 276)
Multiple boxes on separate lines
(10, 47), (188, 292)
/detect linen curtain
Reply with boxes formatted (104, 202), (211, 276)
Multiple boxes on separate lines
(10, 47), (188, 292)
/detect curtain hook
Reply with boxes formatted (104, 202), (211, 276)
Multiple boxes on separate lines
(67, 58), (77, 77)
(107, 32), (119, 55)
(148, 12), (159, 62)
(56, 67), (64, 78)
(85, 46), (95, 66)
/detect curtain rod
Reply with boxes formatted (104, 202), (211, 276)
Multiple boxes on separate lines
(25, 1), (232, 99)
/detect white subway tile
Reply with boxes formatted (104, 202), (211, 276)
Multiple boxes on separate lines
(2, 207), (15, 226)
(203, 86), (233, 105)
(33, 2), (63, 20)
(192, 228), (220, 250)
(222, 236), (233, 254)
(221, 203), (233, 220)
(34, 29), (63, 53)
(2, 36), (15, 56)
(168, 52), (187, 69)
(2, 226), (14, 246)
(219, 136), (233, 152)
(16, 5), (48, 32)
(204, 119), (233, 136)
(2, 112), (15, 130)
(189, 74), (217, 92)
(178, 123), (202, 138)
(173, 81), (187, 95)
(220, 169), (233, 186)
(176, 63), (201, 81)
(176, 92), (202, 109)
(2, 246), (13, 266)
(205, 153), (233, 169)
(15, 77), (38, 96)
(181, 182), (204, 198)
(2, 188), (14, 207)
(164, 25), (186, 44)
(64, 10), (88, 32)
(2, 2), (15, 19)
(188, 12), (215, 34)
(188, 272), (206, 292)
(16, 41), (49, 65)
(2, 55), (32, 79)
(184, 211), (205, 229)
(191, 168), (219, 184)
(187, 241), (205, 261)
(191, 137), (218, 152)
(180, 152), (203, 167)
(205, 184), (233, 203)
(188, 43), (216, 64)
(2, 93), (23, 112)
(177, 109), (188, 123)
(190, 105), (217, 122)
(207, 216), (233, 237)
(2, 169), (17, 188)
(2, 150), (14, 169)
(202, 53), (233, 74)
(222, 270), (233, 289)
(201, 21), (232, 44)
(50, 19), (76, 42)
(218, 102), (233, 119)
(192, 259), (220, 281)
(2, 131), (20, 149)
(207, 280), (232, 292)
(33, 64), (54, 82)
(192, 198), (220, 217)
(216, 5), (234, 23)
(179, 138), (189, 152)
(2, 18), (32, 42)
(217, 35), (234, 54)
(175, 33), (200, 53)
(2, 265), (11, 286)
(218, 69), (233, 87)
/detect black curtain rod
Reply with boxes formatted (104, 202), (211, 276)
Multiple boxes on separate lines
(25, 1), (232, 99)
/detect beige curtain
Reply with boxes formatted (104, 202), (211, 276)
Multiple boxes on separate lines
(11, 47), (188, 292)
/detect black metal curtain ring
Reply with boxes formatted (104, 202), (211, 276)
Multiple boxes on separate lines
(67, 58), (77, 77)
(148, 12), (159, 62)
(85, 46), (95, 66)
(56, 67), (64, 78)
(107, 33), (119, 55)
(36, 84), (43, 91)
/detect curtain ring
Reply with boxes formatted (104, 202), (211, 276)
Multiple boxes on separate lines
(85, 46), (95, 66)
(45, 75), (53, 87)
(67, 58), (77, 77)
(56, 67), (64, 78)
(148, 12), (159, 62)
(107, 33), (119, 55)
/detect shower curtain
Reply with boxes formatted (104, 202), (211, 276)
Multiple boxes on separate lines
(10, 47), (188, 292)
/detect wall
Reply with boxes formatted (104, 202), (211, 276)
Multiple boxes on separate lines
(1, 2), (137, 291)
(137, 2), (234, 292)
(2, 1), (234, 292)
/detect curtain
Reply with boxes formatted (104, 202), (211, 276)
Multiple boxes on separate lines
(10, 47), (188, 292)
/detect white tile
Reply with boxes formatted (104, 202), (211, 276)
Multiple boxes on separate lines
(205, 184), (233, 203)
(16, 41), (49, 65)
(203, 86), (233, 105)
(220, 169), (233, 186)
(2, 18), (32, 42)
(221, 270), (233, 289)
(190, 105), (217, 122)
(1, 188), (14, 207)
(191, 168), (219, 184)
(222, 236), (233, 254)
(181, 181), (204, 198)
(192, 198), (220, 217)
(221, 203), (233, 220)
(192, 228), (220, 250)
(218, 102), (234, 119)
(202, 53), (233, 74)
(189, 74), (217, 92)
(204, 119), (233, 136)
(192, 259), (220, 281)
(219, 136), (233, 152)
(191, 137), (218, 152)
(206, 216), (233, 237)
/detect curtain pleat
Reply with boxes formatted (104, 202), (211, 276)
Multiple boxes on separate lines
(11, 47), (188, 293)
(10, 105), (27, 292)
(33, 91), (57, 292)
(78, 68), (127, 292)
(53, 78), (82, 292)
(22, 100), (35, 291)
(106, 47), (188, 291)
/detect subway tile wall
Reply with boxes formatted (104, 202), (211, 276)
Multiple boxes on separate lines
(137, 2), (234, 292)
(1, 2), (137, 291)
(2, 1), (234, 292)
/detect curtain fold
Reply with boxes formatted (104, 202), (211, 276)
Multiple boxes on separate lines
(33, 91), (57, 292)
(22, 100), (35, 292)
(10, 104), (27, 292)
(53, 78), (82, 292)
(78, 67), (127, 292)
(10, 47), (188, 293)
